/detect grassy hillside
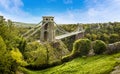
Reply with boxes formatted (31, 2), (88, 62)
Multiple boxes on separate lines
(22, 53), (120, 74)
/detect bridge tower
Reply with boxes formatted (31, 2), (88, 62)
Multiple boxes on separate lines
(40, 16), (55, 42)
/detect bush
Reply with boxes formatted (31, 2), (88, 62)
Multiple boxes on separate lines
(92, 40), (107, 54)
(72, 39), (91, 56)
(10, 48), (27, 66)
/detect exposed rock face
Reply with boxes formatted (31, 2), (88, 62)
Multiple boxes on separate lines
(88, 49), (95, 56)
(44, 40), (70, 64)
(106, 42), (120, 54)
(110, 65), (120, 74)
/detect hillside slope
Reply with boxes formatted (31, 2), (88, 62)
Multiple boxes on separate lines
(22, 53), (120, 74)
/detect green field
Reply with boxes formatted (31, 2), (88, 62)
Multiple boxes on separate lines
(22, 53), (120, 74)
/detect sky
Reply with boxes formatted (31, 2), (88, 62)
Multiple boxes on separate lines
(0, 0), (120, 24)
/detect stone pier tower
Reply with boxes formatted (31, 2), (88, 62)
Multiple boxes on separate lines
(40, 16), (55, 42)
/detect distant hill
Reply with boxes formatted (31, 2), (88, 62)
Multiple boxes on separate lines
(13, 22), (37, 27)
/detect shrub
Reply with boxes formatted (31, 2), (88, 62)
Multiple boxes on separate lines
(92, 40), (107, 54)
(72, 39), (91, 56)
(10, 48), (27, 66)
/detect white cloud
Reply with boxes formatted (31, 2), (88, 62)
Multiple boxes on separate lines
(0, 0), (41, 23)
(53, 0), (120, 24)
(0, 0), (23, 13)
(0, 0), (120, 24)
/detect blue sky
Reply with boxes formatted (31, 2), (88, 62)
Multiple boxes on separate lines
(0, 0), (120, 24)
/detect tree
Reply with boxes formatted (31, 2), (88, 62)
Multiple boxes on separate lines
(0, 36), (6, 54)
(91, 34), (97, 41)
(16, 37), (26, 54)
(109, 34), (119, 43)
(92, 40), (107, 54)
(10, 48), (27, 66)
(72, 39), (91, 56)
(85, 33), (91, 40)
(99, 33), (109, 43)
(0, 19), (20, 50)
(0, 36), (16, 74)
(0, 16), (27, 74)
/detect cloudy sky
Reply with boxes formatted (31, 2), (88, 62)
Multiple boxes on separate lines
(0, 0), (120, 24)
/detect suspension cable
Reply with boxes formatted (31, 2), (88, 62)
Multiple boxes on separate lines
(54, 22), (69, 34)
(25, 21), (49, 39)
(22, 21), (42, 37)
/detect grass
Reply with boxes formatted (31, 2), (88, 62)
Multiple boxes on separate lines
(21, 53), (120, 74)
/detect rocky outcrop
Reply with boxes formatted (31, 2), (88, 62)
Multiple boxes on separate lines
(105, 42), (120, 54)
(110, 65), (120, 74)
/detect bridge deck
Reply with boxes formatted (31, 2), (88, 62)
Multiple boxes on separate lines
(55, 30), (84, 39)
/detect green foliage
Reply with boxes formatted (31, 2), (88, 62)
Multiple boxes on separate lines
(85, 33), (91, 40)
(62, 54), (74, 62)
(25, 42), (40, 52)
(92, 40), (107, 54)
(0, 36), (6, 54)
(91, 34), (97, 41)
(73, 39), (91, 56)
(16, 37), (26, 54)
(0, 36), (17, 74)
(0, 19), (19, 49)
(24, 42), (45, 63)
(109, 34), (119, 43)
(0, 18), (29, 73)
(32, 47), (47, 66)
(84, 22), (120, 44)
(24, 41), (69, 69)
(100, 33), (110, 43)
(0, 52), (16, 74)
(10, 48), (27, 66)
(0, 16), (28, 73)
(62, 36), (75, 51)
